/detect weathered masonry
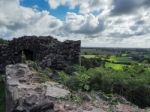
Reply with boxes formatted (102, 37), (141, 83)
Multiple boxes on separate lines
(0, 36), (81, 72)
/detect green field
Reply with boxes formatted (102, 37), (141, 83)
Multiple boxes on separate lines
(81, 55), (98, 58)
(105, 62), (125, 70)
(107, 56), (133, 63)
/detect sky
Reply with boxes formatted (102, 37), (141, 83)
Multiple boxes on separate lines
(0, 0), (150, 48)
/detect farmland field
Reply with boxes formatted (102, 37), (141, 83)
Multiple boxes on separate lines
(105, 62), (125, 70)
(79, 47), (150, 108)
(108, 56), (133, 63)
(81, 55), (98, 58)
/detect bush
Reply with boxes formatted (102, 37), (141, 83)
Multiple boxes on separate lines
(81, 57), (105, 69)
(88, 71), (102, 90)
(58, 71), (70, 86)
(66, 76), (82, 90)
(64, 66), (77, 75)
(58, 64), (150, 108)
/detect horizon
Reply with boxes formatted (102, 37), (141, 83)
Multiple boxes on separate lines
(3, 37), (150, 48)
(0, 0), (150, 48)
(1, 35), (150, 49)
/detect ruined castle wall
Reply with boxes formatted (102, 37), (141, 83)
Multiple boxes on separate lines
(61, 40), (81, 64)
(0, 45), (10, 72)
(0, 36), (81, 72)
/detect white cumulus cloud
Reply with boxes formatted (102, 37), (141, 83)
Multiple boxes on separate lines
(0, 0), (63, 39)
(1, 0), (150, 47)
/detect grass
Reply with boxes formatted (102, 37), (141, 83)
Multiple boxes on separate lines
(116, 57), (132, 62)
(82, 55), (135, 64)
(105, 62), (125, 71)
(108, 56), (133, 63)
(122, 53), (128, 57)
(27, 61), (52, 82)
(146, 67), (150, 72)
(107, 56), (117, 62)
(81, 55), (98, 58)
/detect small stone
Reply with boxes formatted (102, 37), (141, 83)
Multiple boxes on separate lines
(54, 103), (66, 112)
(24, 95), (37, 106)
(16, 69), (25, 77)
(16, 106), (24, 111)
(19, 79), (26, 83)
(48, 72), (54, 78)
(82, 94), (92, 102)
(64, 104), (74, 110)
(82, 104), (93, 111)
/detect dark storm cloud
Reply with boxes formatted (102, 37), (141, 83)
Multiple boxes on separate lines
(111, 0), (150, 16)
(143, 0), (150, 7)
(108, 32), (133, 39)
(111, 0), (136, 15)
(135, 20), (145, 25)
(7, 22), (28, 30)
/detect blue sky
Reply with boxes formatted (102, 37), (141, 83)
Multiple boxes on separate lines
(20, 0), (79, 20)
(0, 0), (150, 47)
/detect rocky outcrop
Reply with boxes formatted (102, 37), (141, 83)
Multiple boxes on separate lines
(5, 64), (70, 112)
(0, 36), (81, 72)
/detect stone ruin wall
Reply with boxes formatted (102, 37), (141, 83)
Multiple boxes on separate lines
(0, 36), (81, 72)
(0, 44), (10, 72)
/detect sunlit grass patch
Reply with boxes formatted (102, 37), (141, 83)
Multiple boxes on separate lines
(105, 62), (125, 71)
(107, 56), (133, 63)
(108, 56), (117, 62)
(146, 67), (150, 72)
(81, 55), (98, 58)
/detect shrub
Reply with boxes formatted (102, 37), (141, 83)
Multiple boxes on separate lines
(58, 64), (150, 108)
(81, 57), (105, 69)
(58, 71), (70, 86)
(88, 71), (102, 90)
(66, 76), (82, 90)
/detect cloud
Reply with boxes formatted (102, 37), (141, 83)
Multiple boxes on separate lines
(47, 0), (112, 14)
(64, 12), (104, 35)
(0, 0), (63, 39)
(47, 0), (79, 9)
(79, 0), (112, 14)
(111, 0), (136, 15)
(0, 0), (150, 48)
(111, 0), (150, 15)
(48, 0), (60, 9)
